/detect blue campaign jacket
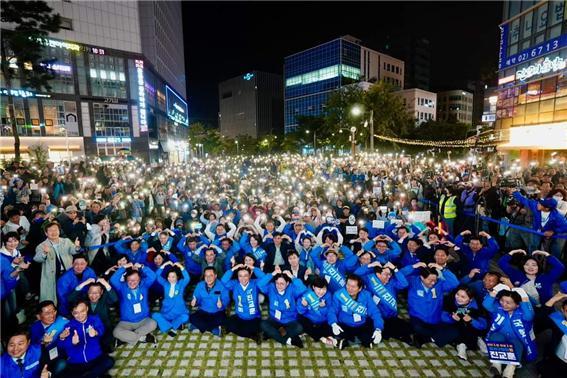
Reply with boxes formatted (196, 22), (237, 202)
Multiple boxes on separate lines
(56, 267), (97, 315)
(498, 254), (565, 305)
(176, 237), (204, 275)
(110, 266), (156, 323)
(441, 298), (487, 331)
(362, 240), (402, 265)
(59, 315), (105, 364)
(454, 235), (499, 276)
(239, 233), (267, 263)
(257, 274), (307, 324)
(1, 344), (43, 378)
(192, 279), (230, 314)
(156, 266), (190, 317)
(221, 267), (266, 320)
(297, 290), (333, 325)
(30, 316), (69, 357)
(402, 265), (459, 324)
(0, 262), (18, 301)
(311, 245), (358, 292)
(328, 288), (384, 330)
(513, 191), (567, 233)
(354, 265), (408, 319)
(114, 239), (148, 265)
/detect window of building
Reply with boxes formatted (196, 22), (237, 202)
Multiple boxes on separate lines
(89, 54), (127, 98)
(535, 3), (548, 33)
(60, 17), (73, 30)
(550, 1), (565, 26)
(42, 99), (66, 136)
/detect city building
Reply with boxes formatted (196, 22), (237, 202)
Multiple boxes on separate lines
(396, 88), (437, 125)
(436, 90), (474, 124)
(495, 0), (567, 162)
(284, 35), (404, 132)
(0, 0), (188, 162)
(384, 34), (431, 91)
(218, 71), (283, 139)
(481, 86), (499, 127)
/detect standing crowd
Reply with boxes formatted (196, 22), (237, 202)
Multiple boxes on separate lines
(1, 153), (567, 378)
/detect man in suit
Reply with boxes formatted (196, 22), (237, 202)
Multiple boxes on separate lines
(283, 250), (311, 284)
(263, 232), (293, 273)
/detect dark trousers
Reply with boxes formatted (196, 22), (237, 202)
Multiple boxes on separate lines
(191, 309), (226, 332)
(225, 315), (261, 340)
(382, 317), (412, 343)
(337, 319), (374, 348)
(298, 315), (332, 340)
(451, 322), (483, 349)
(260, 318), (303, 345)
(63, 354), (114, 378)
(410, 317), (458, 347)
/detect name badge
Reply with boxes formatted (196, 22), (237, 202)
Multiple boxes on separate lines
(417, 290), (424, 297)
(353, 313), (362, 322)
(133, 303), (142, 314)
(274, 309), (282, 320)
(431, 288), (437, 299)
(49, 347), (58, 360)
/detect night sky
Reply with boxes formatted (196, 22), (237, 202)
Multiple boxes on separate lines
(182, 1), (503, 125)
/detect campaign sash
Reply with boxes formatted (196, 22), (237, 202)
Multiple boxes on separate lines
(303, 289), (321, 314)
(336, 288), (367, 316)
(487, 309), (537, 362)
(323, 261), (346, 288)
(368, 275), (397, 314)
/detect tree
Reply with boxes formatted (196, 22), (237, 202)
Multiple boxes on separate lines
(410, 120), (471, 141)
(1, 1), (61, 161)
(364, 81), (413, 139)
(28, 143), (48, 168)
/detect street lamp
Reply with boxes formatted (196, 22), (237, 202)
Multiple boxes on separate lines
(305, 129), (316, 153)
(235, 140), (239, 154)
(350, 126), (357, 157)
(351, 105), (374, 152)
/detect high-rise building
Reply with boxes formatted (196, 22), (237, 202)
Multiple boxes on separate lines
(437, 90), (474, 124)
(396, 88), (437, 125)
(218, 71), (283, 138)
(384, 34), (431, 91)
(0, 0), (189, 162)
(495, 0), (567, 162)
(284, 35), (404, 132)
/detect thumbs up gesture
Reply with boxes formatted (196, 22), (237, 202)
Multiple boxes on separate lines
(216, 296), (222, 309)
(191, 297), (197, 307)
(40, 365), (50, 378)
(72, 329), (79, 345)
(87, 325), (97, 338)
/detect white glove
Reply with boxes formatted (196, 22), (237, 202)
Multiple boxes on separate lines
(492, 283), (509, 294)
(372, 329), (382, 344)
(331, 323), (343, 336)
(511, 287), (529, 301)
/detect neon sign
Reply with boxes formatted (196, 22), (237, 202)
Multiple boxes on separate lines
(165, 85), (188, 126)
(135, 60), (147, 132)
(516, 57), (567, 81)
(243, 73), (254, 81)
(0, 88), (51, 98)
(36, 37), (80, 52)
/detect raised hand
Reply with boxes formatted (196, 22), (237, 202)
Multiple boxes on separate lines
(59, 327), (70, 340)
(71, 330), (79, 345)
(191, 297), (197, 307)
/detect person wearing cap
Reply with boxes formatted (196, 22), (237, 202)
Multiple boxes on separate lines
(311, 243), (357, 293)
(513, 190), (567, 255)
(56, 205), (87, 246)
(56, 254), (97, 316)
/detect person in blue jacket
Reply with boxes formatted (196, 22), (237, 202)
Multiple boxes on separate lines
(114, 236), (148, 265)
(297, 276), (335, 346)
(354, 261), (412, 344)
(454, 230), (499, 279)
(221, 264), (266, 343)
(151, 261), (190, 337)
(258, 266), (307, 347)
(398, 238), (431, 268)
(441, 285), (488, 361)
(1, 330), (50, 378)
(498, 249), (565, 333)
(361, 234), (401, 265)
(56, 254), (97, 316)
(328, 274), (384, 350)
(538, 289), (567, 377)
(176, 236), (206, 280)
(190, 266), (230, 336)
(484, 286), (536, 378)
(311, 244), (357, 292)
(239, 232), (267, 265)
(402, 261), (459, 348)
(110, 263), (158, 345)
(29, 301), (68, 376)
(58, 300), (114, 378)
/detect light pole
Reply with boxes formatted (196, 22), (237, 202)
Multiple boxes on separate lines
(350, 127), (356, 157)
(305, 130), (316, 153)
(351, 105), (374, 152)
(235, 140), (239, 154)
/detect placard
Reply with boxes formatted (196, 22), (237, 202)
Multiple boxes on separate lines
(345, 226), (358, 235)
(408, 211), (431, 224)
(372, 220), (385, 229)
(486, 341), (519, 365)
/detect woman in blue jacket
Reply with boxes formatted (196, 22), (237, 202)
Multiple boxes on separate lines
(221, 264), (266, 343)
(499, 249), (565, 332)
(483, 286), (536, 378)
(258, 266), (307, 347)
(239, 232), (267, 265)
(297, 275), (335, 346)
(402, 261), (459, 348)
(441, 286), (488, 361)
(58, 300), (114, 378)
(152, 261), (190, 337)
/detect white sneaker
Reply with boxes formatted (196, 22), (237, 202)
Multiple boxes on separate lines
(502, 364), (516, 378)
(456, 343), (467, 361)
(477, 337), (488, 354)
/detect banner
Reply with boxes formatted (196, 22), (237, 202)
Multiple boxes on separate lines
(487, 341), (519, 365)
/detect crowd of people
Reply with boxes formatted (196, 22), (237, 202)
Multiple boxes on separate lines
(1, 152), (567, 378)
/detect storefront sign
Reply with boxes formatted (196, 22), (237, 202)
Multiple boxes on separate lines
(516, 57), (567, 81)
(36, 37), (80, 52)
(135, 60), (147, 132)
(498, 24), (509, 71)
(165, 85), (188, 126)
(0, 88), (51, 98)
(500, 34), (567, 69)
(243, 73), (254, 81)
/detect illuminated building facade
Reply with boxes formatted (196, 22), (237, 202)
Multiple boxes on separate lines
(284, 35), (404, 132)
(0, 37), (188, 163)
(496, 0), (567, 161)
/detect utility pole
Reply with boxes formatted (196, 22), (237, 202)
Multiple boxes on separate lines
(369, 109), (374, 152)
